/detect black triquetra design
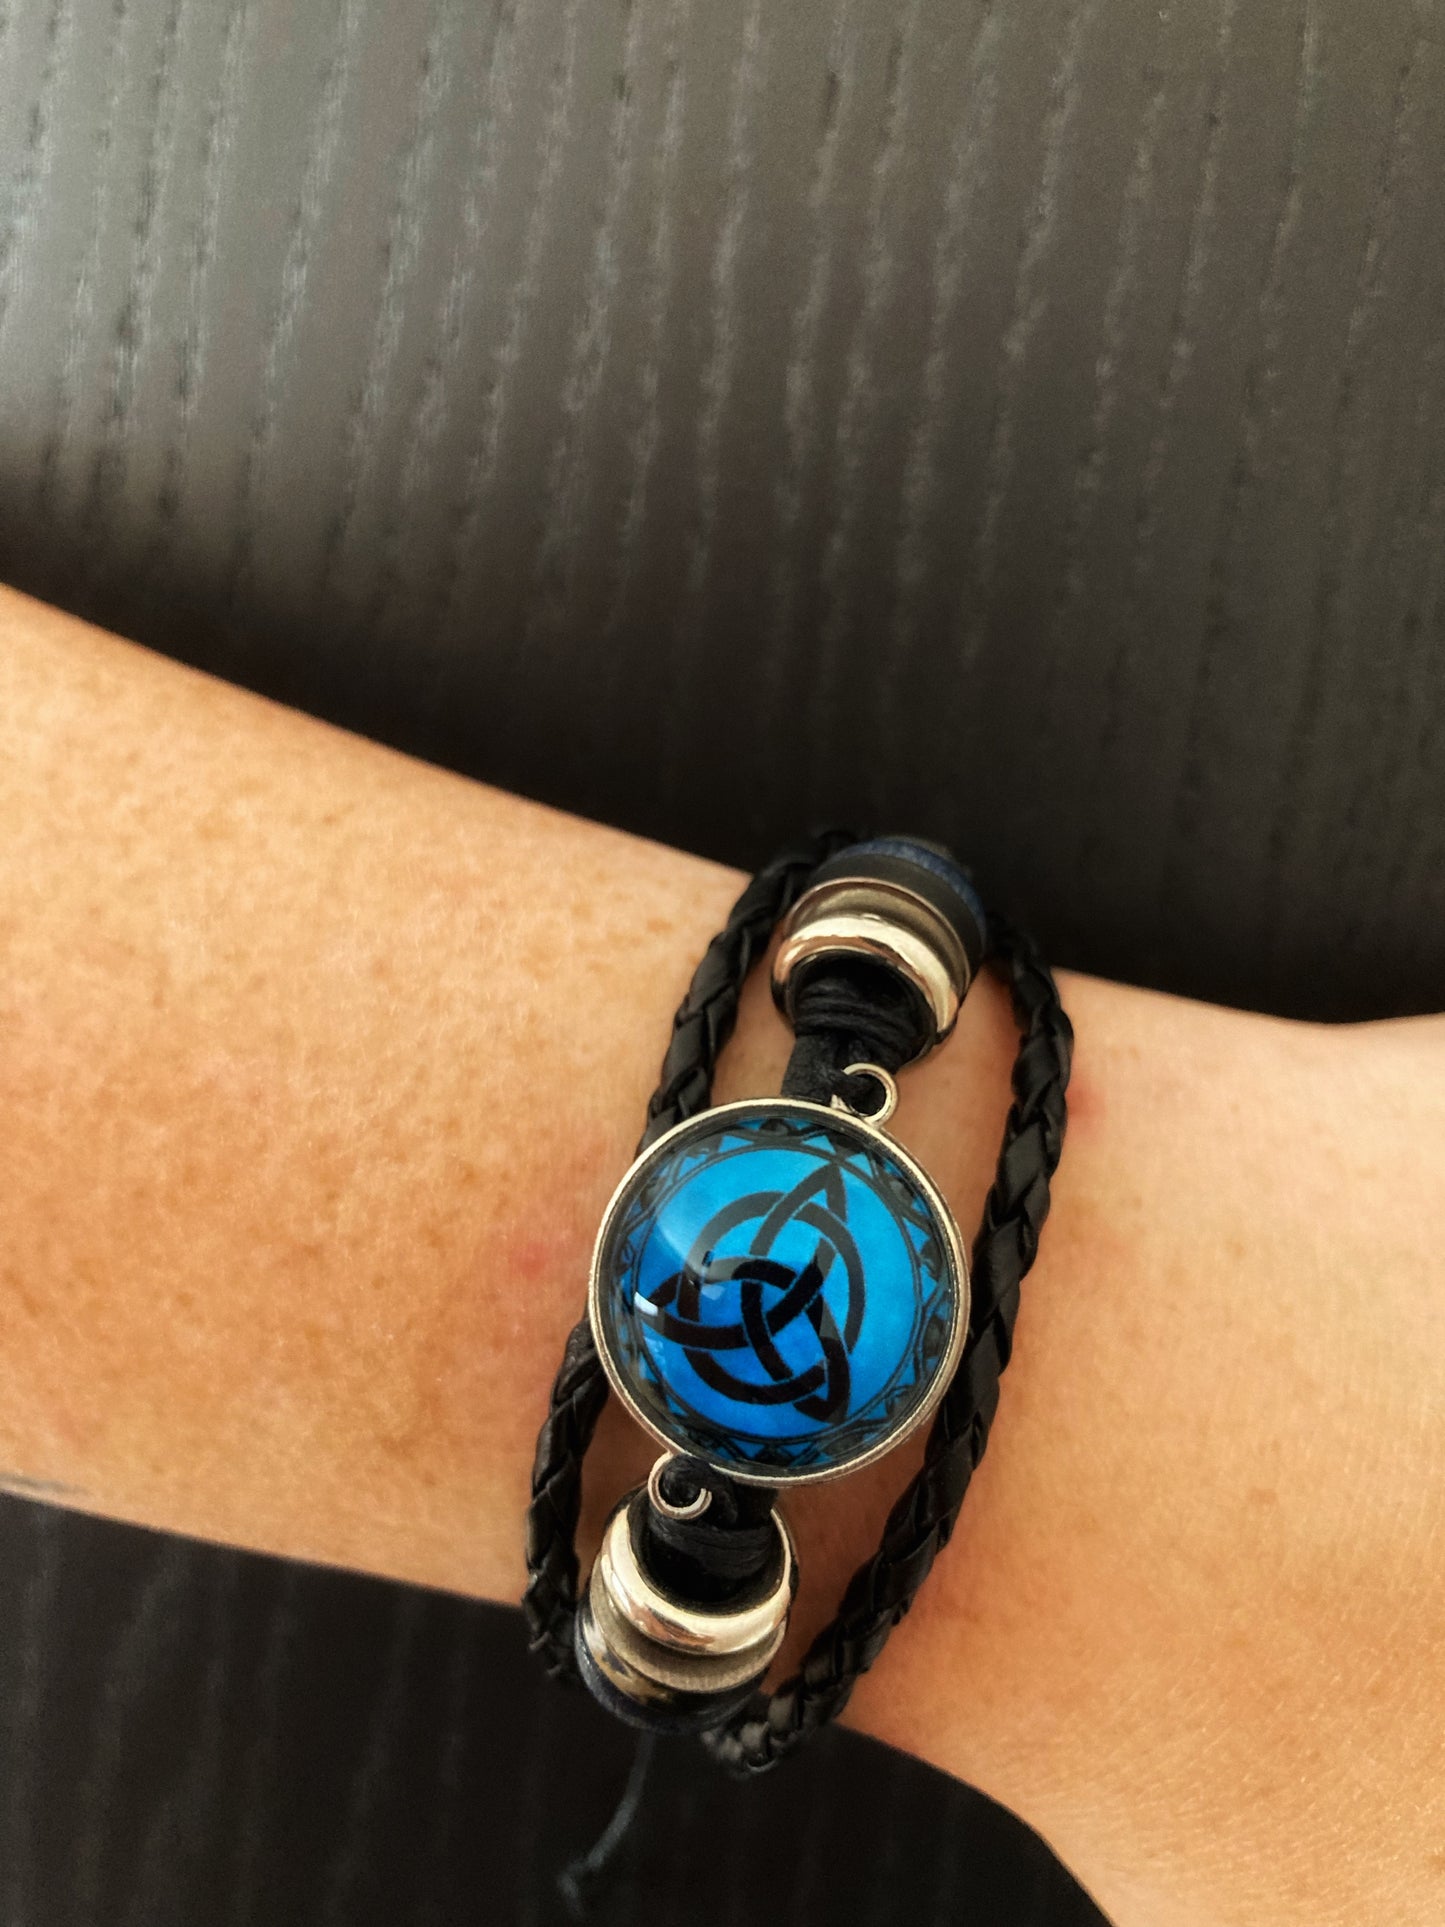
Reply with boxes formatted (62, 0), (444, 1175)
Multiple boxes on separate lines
(636, 1162), (865, 1423)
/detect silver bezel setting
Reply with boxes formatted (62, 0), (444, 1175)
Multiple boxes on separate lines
(587, 1096), (970, 1487)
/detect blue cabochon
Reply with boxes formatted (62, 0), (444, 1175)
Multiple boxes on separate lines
(591, 1102), (967, 1482)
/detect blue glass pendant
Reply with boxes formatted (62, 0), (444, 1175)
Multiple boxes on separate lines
(589, 1100), (969, 1484)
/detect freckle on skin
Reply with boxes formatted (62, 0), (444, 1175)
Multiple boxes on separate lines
(511, 1239), (561, 1283)
(1065, 1074), (1103, 1129)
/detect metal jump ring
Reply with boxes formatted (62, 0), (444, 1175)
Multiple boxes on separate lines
(647, 1454), (712, 1521)
(829, 1061), (899, 1127)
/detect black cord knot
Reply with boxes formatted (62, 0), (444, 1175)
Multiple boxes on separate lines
(780, 957), (930, 1108)
(637, 1459), (779, 1608)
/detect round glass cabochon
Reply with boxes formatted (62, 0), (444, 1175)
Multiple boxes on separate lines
(590, 1100), (967, 1483)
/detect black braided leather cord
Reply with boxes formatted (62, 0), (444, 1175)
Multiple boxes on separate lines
(704, 912), (1071, 1773)
(522, 840), (1072, 1776)
(521, 829), (857, 1678)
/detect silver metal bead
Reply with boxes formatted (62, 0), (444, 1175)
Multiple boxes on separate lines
(771, 874), (973, 1050)
(578, 1492), (796, 1713)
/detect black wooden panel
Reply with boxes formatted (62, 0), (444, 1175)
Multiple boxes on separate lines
(0, 0), (1439, 1017)
(0, 1497), (1101, 1926)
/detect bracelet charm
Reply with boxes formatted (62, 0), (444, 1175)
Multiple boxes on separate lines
(590, 1098), (968, 1483)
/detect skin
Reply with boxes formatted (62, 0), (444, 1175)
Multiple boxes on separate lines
(0, 582), (1440, 1926)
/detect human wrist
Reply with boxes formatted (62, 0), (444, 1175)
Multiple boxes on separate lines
(841, 997), (1444, 1927)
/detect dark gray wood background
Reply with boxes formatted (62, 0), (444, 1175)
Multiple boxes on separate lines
(0, 0), (1441, 1921)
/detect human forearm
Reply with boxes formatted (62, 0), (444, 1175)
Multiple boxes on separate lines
(1, 584), (1440, 1926)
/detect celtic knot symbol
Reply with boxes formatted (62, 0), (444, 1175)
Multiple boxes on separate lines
(636, 1161), (865, 1422)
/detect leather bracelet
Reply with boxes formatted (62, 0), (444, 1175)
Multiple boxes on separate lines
(523, 831), (1072, 1775)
